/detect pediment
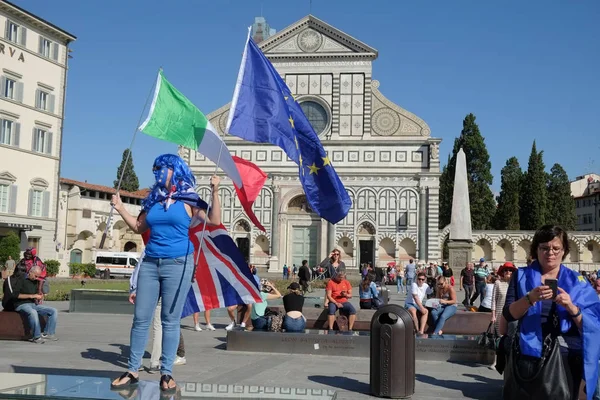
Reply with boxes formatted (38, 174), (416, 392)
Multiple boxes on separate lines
(259, 15), (378, 60)
(0, 171), (17, 183)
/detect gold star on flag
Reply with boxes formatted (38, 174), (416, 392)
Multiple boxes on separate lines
(289, 116), (295, 129)
(322, 156), (331, 166)
(308, 163), (320, 175)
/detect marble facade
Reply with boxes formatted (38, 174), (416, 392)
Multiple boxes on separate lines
(182, 15), (442, 272)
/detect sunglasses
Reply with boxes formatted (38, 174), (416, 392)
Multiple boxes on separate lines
(418, 278), (426, 281)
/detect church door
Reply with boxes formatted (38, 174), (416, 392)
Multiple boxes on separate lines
(359, 240), (374, 267)
(291, 227), (318, 267)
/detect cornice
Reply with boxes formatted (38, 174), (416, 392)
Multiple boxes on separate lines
(0, 1), (76, 43)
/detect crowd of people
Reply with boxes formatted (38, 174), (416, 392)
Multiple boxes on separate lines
(2, 152), (600, 399)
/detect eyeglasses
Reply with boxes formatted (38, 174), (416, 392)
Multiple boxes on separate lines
(538, 246), (564, 254)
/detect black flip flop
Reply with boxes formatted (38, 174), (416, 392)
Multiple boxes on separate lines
(110, 372), (139, 390)
(160, 374), (177, 394)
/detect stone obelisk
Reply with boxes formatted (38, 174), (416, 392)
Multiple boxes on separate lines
(448, 148), (473, 271)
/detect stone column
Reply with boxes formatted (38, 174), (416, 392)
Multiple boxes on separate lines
(269, 185), (281, 272)
(418, 186), (428, 261)
(327, 222), (336, 252)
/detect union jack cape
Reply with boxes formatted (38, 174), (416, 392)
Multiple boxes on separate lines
(181, 217), (262, 317)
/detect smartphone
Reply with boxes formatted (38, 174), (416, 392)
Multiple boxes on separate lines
(545, 279), (558, 300)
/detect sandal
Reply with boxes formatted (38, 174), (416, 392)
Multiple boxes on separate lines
(110, 372), (139, 390)
(160, 374), (177, 393)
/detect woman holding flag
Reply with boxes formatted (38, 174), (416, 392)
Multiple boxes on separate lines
(110, 154), (221, 394)
(502, 225), (600, 400)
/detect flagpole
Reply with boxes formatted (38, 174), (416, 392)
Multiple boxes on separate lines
(98, 69), (160, 249)
(191, 27), (252, 283)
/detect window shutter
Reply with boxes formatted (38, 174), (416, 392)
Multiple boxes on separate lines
(20, 26), (27, 46)
(31, 127), (38, 151)
(13, 122), (20, 147)
(42, 191), (50, 217)
(51, 42), (59, 61)
(15, 82), (23, 102)
(38, 36), (43, 54)
(28, 188), (33, 216)
(35, 89), (40, 108)
(4, 21), (9, 39)
(46, 132), (53, 155)
(9, 185), (17, 214)
(48, 94), (55, 113)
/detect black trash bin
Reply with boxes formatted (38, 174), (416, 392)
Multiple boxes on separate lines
(370, 304), (415, 398)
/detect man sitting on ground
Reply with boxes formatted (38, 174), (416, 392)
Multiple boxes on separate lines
(326, 272), (356, 331)
(2, 265), (58, 343)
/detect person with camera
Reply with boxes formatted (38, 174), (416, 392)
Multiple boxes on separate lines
(251, 280), (282, 331)
(319, 249), (345, 280)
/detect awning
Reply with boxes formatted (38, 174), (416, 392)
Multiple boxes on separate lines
(0, 222), (43, 231)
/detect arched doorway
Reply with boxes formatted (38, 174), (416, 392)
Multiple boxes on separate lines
(286, 195), (319, 267)
(357, 221), (376, 267)
(234, 219), (251, 262)
(70, 249), (82, 264)
(123, 241), (137, 252)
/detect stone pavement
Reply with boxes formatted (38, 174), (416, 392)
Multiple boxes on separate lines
(0, 290), (504, 399)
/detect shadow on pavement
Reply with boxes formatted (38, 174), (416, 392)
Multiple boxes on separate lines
(308, 375), (369, 394)
(416, 373), (502, 400)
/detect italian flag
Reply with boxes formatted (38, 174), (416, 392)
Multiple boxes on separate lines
(139, 70), (266, 231)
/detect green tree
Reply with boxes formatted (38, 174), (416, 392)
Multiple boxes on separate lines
(520, 141), (548, 230)
(546, 163), (576, 230)
(0, 232), (21, 265)
(114, 149), (139, 192)
(438, 113), (496, 230)
(493, 157), (522, 230)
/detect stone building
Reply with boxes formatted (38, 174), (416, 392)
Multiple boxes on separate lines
(54, 178), (147, 276)
(571, 174), (600, 231)
(182, 15), (442, 272)
(0, 0), (76, 259)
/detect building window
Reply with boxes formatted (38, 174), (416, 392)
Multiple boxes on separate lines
(3, 78), (15, 99)
(38, 36), (59, 61)
(1, 119), (13, 145)
(32, 128), (53, 154)
(82, 209), (92, 218)
(0, 184), (8, 213)
(31, 190), (43, 217)
(35, 89), (55, 113)
(27, 237), (40, 250)
(5, 20), (26, 46)
(299, 100), (329, 136)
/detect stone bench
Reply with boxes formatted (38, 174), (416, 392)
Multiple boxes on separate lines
(242, 306), (490, 334)
(226, 330), (494, 364)
(0, 311), (47, 341)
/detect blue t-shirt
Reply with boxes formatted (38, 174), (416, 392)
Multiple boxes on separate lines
(359, 281), (379, 300)
(144, 201), (193, 259)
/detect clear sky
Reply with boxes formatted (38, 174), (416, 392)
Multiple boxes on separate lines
(16, 0), (600, 191)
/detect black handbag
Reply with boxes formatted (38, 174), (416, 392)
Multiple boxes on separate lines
(503, 306), (573, 400)
(478, 322), (498, 351)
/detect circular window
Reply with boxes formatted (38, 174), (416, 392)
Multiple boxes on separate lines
(299, 100), (329, 136)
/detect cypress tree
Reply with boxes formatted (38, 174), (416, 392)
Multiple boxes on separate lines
(494, 157), (522, 230)
(520, 141), (547, 230)
(546, 163), (576, 230)
(114, 149), (140, 192)
(438, 113), (496, 230)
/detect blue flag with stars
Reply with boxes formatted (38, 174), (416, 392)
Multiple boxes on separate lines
(226, 32), (351, 224)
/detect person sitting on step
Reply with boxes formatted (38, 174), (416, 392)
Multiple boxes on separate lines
(326, 272), (356, 331)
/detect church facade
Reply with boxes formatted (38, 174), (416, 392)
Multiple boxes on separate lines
(181, 15), (442, 272)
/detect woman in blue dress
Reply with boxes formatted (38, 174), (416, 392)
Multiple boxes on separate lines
(110, 154), (221, 393)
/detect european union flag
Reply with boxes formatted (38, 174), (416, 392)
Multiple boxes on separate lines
(226, 33), (351, 224)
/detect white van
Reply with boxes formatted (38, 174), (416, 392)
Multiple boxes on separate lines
(94, 252), (141, 278)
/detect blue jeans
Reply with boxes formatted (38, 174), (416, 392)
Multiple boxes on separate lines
(396, 277), (404, 293)
(252, 316), (269, 331)
(471, 280), (486, 305)
(128, 254), (193, 376)
(430, 305), (457, 334)
(406, 277), (414, 289)
(328, 301), (356, 316)
(283, 315), (306, 332)
(15, 303), (57, 339)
